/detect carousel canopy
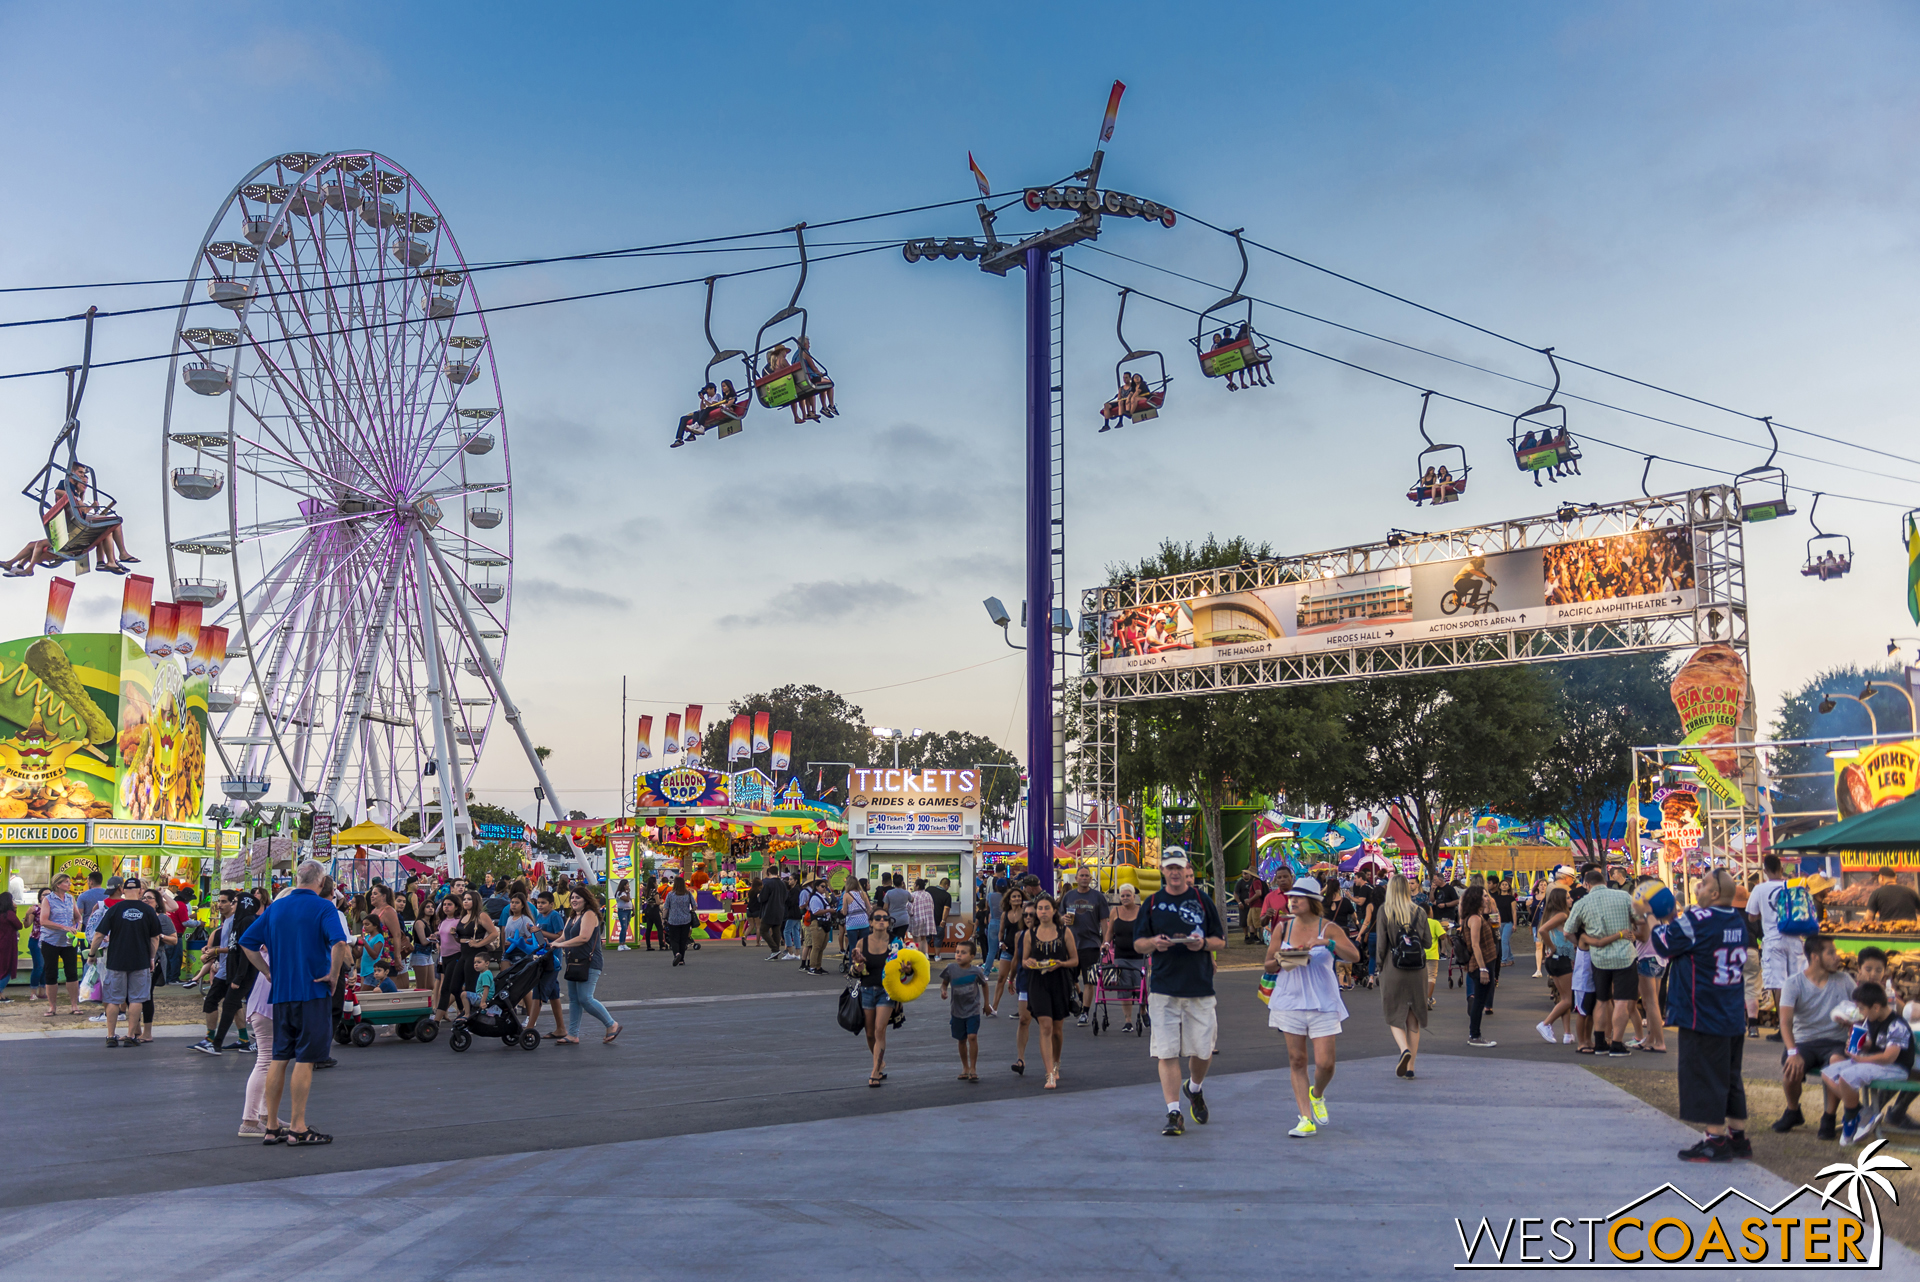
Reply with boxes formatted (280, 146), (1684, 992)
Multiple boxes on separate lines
(1774, 792), (1920, 852)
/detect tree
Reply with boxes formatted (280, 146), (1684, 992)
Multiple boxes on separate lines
(699, 684), (870, 788)
(1103, 534), (1348, 897)
(1521, 654), (1682, 862)
(1769, 663), (1914, 831)
(887, 729), (1023, 827)
(461, 841), (527, 884)
(1307, 668), (1558, 877)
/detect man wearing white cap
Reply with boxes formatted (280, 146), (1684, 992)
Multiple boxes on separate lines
(1136, 849), (1225, 1137)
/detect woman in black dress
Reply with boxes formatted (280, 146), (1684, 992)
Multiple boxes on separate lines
(449, 889), (498, 1017)
(1021, 893), (1078, 1090)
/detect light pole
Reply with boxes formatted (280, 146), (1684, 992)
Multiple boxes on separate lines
(1861, 681), (1918, 732)
(1818, 691), (1877, 739)
(870, 727), (922, 768)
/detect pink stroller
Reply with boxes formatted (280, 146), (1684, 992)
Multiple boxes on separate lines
(1089, 944), (1149, 1037)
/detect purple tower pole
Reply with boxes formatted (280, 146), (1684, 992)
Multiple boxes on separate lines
(1025, 246), (1054, 892)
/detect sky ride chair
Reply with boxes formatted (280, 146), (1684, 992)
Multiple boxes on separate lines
(671, 277), (751, 447)
(1799, 492), (1852, 581)
(19, 307), (129, 574)
(1099, 288), (1169, 432)
(747, 224), (837, 424)
(1187, 229), (1273, 391)
(1735, 416), (1796, 523)
(1405, 391), (1469, 506)
(1509, 348), (1580, 485)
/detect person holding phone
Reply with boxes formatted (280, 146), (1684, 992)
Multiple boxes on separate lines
(1136, 851), (1225, 1137)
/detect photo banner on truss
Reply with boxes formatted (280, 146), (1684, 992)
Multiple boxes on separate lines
(1097, 525), (1698, 676)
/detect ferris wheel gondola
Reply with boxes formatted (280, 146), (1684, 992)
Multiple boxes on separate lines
(747, 224), (837, 424)
(1405, 391), (1468, 505)
(1100, 288), (1169, 431)
(1800, 492), (1852, 581)
(1509, 347), (1581, 485)
(1188, 229), (1273, 391)
(1736, 416), (1796, 522)
(671, 277), (750, 447)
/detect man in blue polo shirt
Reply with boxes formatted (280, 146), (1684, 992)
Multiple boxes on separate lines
(240, 859), (350, 1146)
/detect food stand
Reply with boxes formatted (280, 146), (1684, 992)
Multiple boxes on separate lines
(1775, 791), (1920, 960)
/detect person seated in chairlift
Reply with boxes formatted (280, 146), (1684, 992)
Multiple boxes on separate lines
(67, 465), (134, 574)
(1434, 464), (1454, 495)
(714, 379), (741, 420)
(1234, 323), (1272, 388)
(672, 383), (722, 447)
(798, 336), (836, 420)
(1518, 430), (1539, 455)
(0, 536), (62, 578)
(1410, 466), (1438, 504)
(1100, 382), (1129, 432)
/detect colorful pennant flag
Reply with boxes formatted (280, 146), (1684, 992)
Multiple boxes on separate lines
(202, 625), (228, 682)
(173, 601), (202, 659)
(752, 711), (770, 755)
(44, 577), (74, 636)
(729, 714), (751, 762)
(120, 574), (154, 636)
(1907, 511), (1919, 625)
(636, 715), (653, 760)
(683, 705), (703, 753)
(664, 712), (681, 755)
(147, 602), (179, 661)
(771, 730), (792, 772)
(1099, 80), (1126, 143)
(968, 151), (990, 199)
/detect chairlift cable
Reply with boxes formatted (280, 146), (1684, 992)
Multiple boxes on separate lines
(1060, 260), (1920, 512)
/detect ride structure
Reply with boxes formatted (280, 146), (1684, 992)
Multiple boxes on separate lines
(1800, 492), (1853, 581)
(1509, 347), (1581, 485)
(1099, 288), (1167, 431)
(1405, 391), (1468, 506)
(1187, 229), (1274, 391)
(20, 307), (127, 573)
(159, 150), (588, 878)
(1735, 416), (1795, 523)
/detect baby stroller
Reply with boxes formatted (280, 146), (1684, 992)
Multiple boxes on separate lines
(448, 946), (549, 1053)
(1089, 945), (1149, 1037)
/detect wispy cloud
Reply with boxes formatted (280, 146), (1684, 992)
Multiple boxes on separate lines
(721, 579), (915, 626)
(515, 579), (630, 611)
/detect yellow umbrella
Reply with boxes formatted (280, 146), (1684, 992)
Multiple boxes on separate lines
(331, 820), (409, 846)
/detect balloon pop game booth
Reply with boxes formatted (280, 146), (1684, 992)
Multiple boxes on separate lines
(627, 766), (847, 940)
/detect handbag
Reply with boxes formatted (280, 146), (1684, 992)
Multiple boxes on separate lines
(563, 949), (590, 982)
(836, 983), (865, 1034)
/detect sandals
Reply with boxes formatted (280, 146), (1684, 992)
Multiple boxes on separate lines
(261, 1127), (289, 1146)
(603, 1023), (622, 1044)
(557, 1037), (581, 1044)
(285, 1129), (333, 1146)
(543, 1032), (565, 1040)
(1010, 1061), (1025, 1076)
(1043, 1070), (1059, 1090)
(867, 1075), (884, 1088)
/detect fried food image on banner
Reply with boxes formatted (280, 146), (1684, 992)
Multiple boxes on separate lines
(118, 662), (202, 821)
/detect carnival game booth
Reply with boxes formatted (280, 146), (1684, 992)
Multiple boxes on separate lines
(1776, 792), (1920, 957)
(629, 767), (846, 940)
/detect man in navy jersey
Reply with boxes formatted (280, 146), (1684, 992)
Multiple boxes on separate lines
(1652, 867), (1753, 1163)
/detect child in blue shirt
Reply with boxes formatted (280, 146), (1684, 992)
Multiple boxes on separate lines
(1821, 981), (1915, 1144)
(368, 960), (398, 993)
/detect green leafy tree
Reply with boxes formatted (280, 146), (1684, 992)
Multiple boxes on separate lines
(1101, 534), (1349, 896)
(699, 684), (870, 786)
(1307, 668), (1558, 877)
(888, 729), (1023, 827)
(1520, 654), (1682, 862)
(1769, 663), (1914, 830)
(461, 841), (527, 884)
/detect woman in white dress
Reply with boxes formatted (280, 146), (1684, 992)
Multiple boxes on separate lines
(1263, 876), (1360, 1138)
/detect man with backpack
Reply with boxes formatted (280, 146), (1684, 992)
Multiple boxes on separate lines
(1750, 855), (1814, 1043)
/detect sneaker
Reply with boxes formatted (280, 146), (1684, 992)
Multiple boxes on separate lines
(1764, 1031), (1782, 1043)
(1840, 1113), (1861, 1146)
(765, 953), (783, 962)
(190, 1039), (221, 1056)
(1076, 1014), (1088, 1027)
(1122, 1022), (1134, 1033)
(617, 945), (630, 952)
(1727, 1132), (1753, 1159)
(1468, 1037), (1498, 1048)
(1562, 1033), (1574, 1045)
(1609, 1041), (1630, 1057)
(1535, 1021), (1556, 1044)
(1817, 1114), (1838, 1141)
(1308, 1087), (1328, 1124)
(1678, 1135), (1733, 1162)
(1184, 1082), (1209, 1125)
(1161, 1110), (1184, 1137)
(1771, 1107), (1805, 1134)
(1288, 1115), (1316, 1138)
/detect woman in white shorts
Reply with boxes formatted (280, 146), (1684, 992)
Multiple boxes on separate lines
(1263, 876), (1360, 1137)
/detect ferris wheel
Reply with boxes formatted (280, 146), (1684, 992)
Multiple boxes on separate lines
(160, 149), (541, 859)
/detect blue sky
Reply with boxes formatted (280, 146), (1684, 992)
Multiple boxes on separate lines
(3, 2), (1918, 819)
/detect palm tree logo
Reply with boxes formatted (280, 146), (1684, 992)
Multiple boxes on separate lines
(1818, 1138), (1908, 1263)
